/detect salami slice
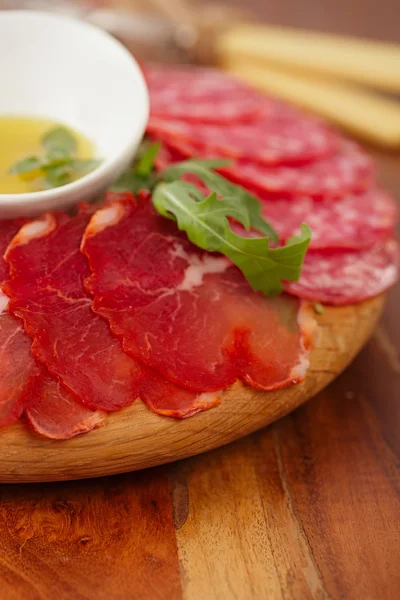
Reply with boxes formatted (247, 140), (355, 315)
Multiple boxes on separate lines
(24, 374), (106, 440)
(143, 64), (266, 124)
(0, 219), (40, 427)
(285, 239), (400, 305)
(82, 193), (315, 393)
(157, 138), (373, 199)
(155, 143), (394, 251)
(260, 189), (397, 250)
(148, 110), (338, 166)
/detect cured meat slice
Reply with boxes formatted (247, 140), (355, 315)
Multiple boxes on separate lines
(155, 143), (394, 251)
(4, 205), (220, 420)
(140, 368), (221, 418)
(0, 219), (39, 427)
(260, 189), (397, 250)
(156, 138), (373, 199)
(24, 374), (106, 440)
(82, 193), (315, 393)
(147, 111), (338, 166)
(222, 142), (373, 199)
(285, 239), (400, 305)
(143, 64), (266, 124)
(4, 207), (143, 412)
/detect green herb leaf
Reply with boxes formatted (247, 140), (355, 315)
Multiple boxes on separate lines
(70, 159), (102, 175)
(41, 127), (77, 156)
(136, 142), (161, 177)
(42, 163), (74, 188)
(159, 159), (278, 242)
(110, 142), (161, 193)
(110, 170), (157, 194)
(8, 156), (42, 175)
(152, 181), (311, 295)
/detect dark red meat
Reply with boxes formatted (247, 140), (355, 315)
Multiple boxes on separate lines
(82, 193), (315, 393)
(24, 374), (106, 439)
(4, 208), (144, 411)
(4, 205), (220, 420)
(285, 239), (400, 305)
(0, 219), (40, 427)
(140, 368), (221, 418)
(148, 109), (338, 166)
(143, 64), (266, 124)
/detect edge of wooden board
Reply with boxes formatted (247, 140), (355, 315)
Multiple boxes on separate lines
(0, 296), (384, 483)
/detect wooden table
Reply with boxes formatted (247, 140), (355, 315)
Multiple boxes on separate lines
(1, 1), (399, 598)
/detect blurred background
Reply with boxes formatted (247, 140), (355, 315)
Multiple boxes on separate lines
(3, 0), (399, 150)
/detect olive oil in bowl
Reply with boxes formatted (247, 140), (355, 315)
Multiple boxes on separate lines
(0, 117), (98, 194)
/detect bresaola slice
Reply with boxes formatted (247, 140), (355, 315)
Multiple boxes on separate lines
(82, 193), (315, 393)
(148, 110), (337, 167)
(143, 64), (266, 124)
(4, 208), (144, 412)
(139, 369), (221, 418)
(4, 205), (220, 420)
(23, 374), (106, 440)
(285, 240), (400, 305)
(0, 219), (40, 427)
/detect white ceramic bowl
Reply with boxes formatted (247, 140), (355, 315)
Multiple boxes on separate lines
(0, 10), (149, 218)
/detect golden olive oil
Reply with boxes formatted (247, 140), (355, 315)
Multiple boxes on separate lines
(0, 116), (94, 194)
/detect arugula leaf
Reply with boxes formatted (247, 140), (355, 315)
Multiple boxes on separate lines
(41, 127), (77, 156)
(152, 181), (311, 295)
(136, 141), (161, 177)
(159, 159), (278, 242)
(8, 156), (42, 175)
(110, 142), (160, 193)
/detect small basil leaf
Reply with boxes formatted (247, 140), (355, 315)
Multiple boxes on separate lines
(43, 164), (73, 188)
(8, 156), (42, 175)
(41, 127), (77, 156)
(70, 159), (102, 175)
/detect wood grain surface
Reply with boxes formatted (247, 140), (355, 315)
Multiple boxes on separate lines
(0, 297), (384, 483)
(0, 0), (399, 598)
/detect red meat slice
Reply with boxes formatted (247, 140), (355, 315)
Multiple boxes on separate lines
(155, 143), (395, 251)
(147, 110), (338, 166)
(222, 142), (373, 199)
(156, 138), (373, 199)
(142, 64), (266, 124)
(140, 368), (221, 418)
(4, 208), (144, 412)
(0, 219), (40, 427)
(82, 193), (315, 393)
(24, 374), (106, 440)
(4, 206), (220, 420)
(260, 189), (397, 250)
(285, 239), (400, 305)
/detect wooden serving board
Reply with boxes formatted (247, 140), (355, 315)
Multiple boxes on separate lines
(0, 295), (384, 483)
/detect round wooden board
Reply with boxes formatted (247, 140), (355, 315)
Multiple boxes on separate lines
(0, 296), (384, 483)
